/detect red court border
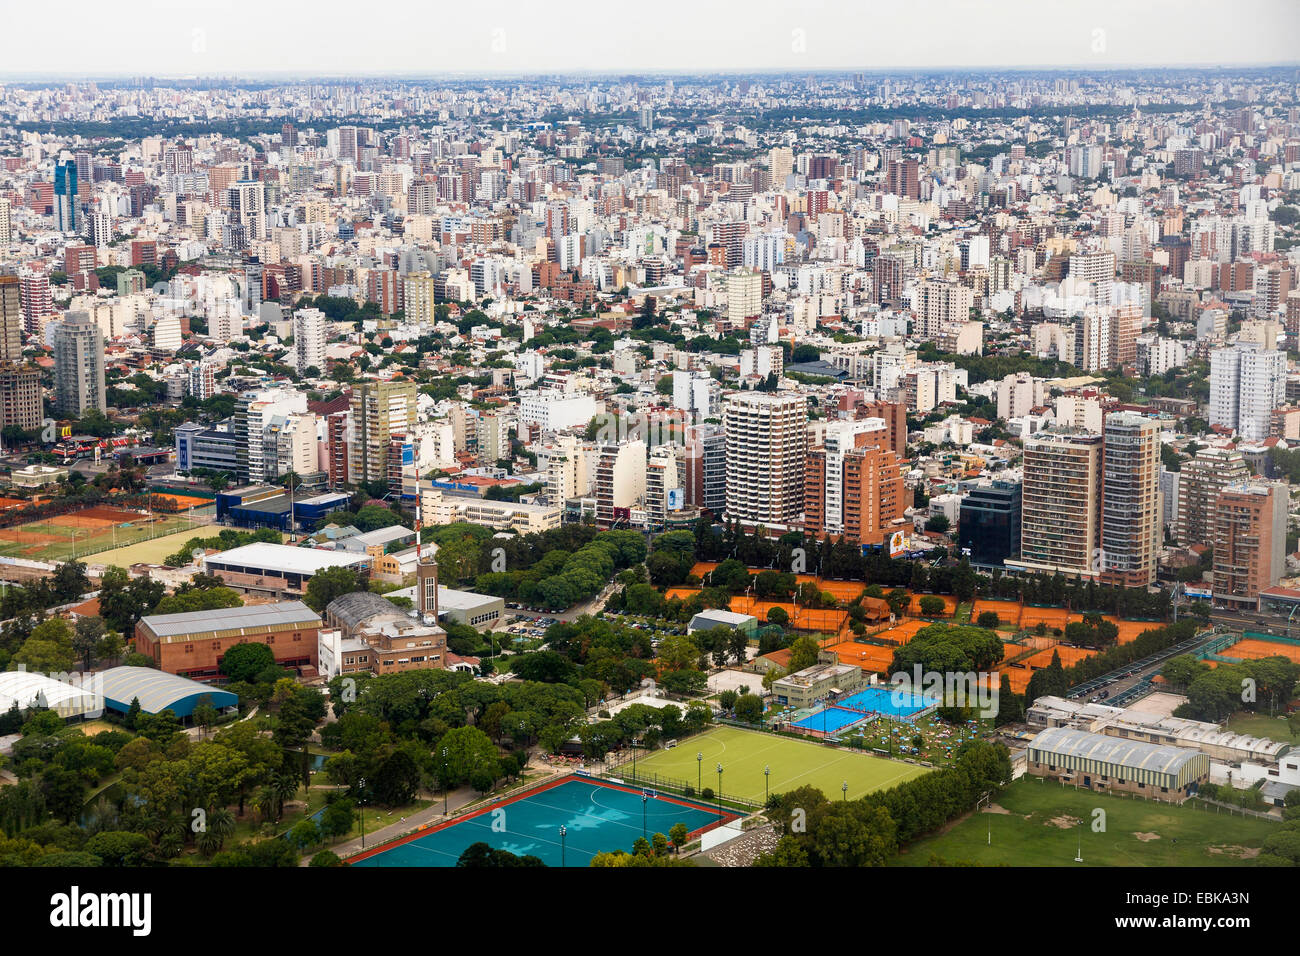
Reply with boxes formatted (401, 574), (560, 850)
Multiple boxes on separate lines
(345, 773), (743, 865)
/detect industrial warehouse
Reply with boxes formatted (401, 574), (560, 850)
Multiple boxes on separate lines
(1026, 727), (1212, 803)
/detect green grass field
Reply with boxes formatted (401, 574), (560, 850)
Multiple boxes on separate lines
(628, 726), (929, 803)
(895, 778), (1279, 867)
(1225, 710), (1295, 743)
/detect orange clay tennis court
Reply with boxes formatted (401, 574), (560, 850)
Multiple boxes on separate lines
(909, 593), (957, 616)
(151, 493), (213, 509)
(1020, 645), (1099, 669)
(970, 599), (1020, 625)
(867, 619), (931, 644)
(1106, 618), (1159, 645)
(823, 642), (898, 673)
(1018, 606), (1076, 630)
(727, 595), (848, 633)
(1224, 638), (1300, 664)
(997, 667), (1032, 693)
(813, 579), (868, 601)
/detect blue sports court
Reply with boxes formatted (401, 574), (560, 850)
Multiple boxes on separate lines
(350, 776), (731, 867)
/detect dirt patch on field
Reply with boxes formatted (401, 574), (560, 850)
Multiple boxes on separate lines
(51, 506), (143, 528)
(1047, 815), (1082, 829)
(983, 803), (1013, 815)
(1208, 845), (1260, 859)
(1133, 831), (1161, 842)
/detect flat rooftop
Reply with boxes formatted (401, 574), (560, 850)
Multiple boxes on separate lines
(204, 542), (371, 575)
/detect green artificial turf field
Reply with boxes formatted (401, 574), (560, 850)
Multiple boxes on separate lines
(625, 725), (928, 803)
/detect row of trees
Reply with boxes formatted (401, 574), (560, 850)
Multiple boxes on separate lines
(1022, 619), (1201, 706)
(688, 517), (1173, 620)
(1162, 654), (1300, 722)
(758, 740), (1012, 866)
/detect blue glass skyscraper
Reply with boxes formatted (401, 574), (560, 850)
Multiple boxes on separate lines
(54, 160), (78, 232)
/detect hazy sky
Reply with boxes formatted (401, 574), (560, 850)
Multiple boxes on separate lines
(3, 0), (1298, 77)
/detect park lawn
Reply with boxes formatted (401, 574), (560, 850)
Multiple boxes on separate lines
(838, 714), (995, 769)
(1225, 710), (1295, 744)
(894, 777), (1280, 867)
(629, 725), (928, 803)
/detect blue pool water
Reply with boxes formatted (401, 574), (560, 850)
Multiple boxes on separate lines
(835, 686), (935, 718)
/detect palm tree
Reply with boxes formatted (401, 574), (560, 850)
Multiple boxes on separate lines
(208, 807), (236, 850)
(156, 832), (184, 860)
(197, 828), (222, 857)
(273, 771), (300, 821)
(255, 786), (278, 825)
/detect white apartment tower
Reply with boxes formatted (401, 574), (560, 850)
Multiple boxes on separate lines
(723, 391), (808, 524)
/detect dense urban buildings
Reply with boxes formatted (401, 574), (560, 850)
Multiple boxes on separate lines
(2, 43), (1300, 886)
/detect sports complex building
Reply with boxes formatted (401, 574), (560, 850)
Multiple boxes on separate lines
(0, 666), (236, 721)
(135, 600), (323, 679)
(201, 542), (371, 599)
(1026, 726), (1210, 803)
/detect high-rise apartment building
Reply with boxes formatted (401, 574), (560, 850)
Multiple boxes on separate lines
(804, 418), (903, 546)
(1212, 483), (1288, 608)
(19, 271), (54, 334)
(403, 271), (436, 326)
(234, 387), (308, 484)
(0, 274), (21, 361)
(0, 363), (43, 434)
(228, 180), (267, 242)
(885, 158), (920, 199)
(1176, 447), (1251, 546)
(1099, 413), (1161, 587)
(594, 440), (646, 528)
(52, 311), (106, 416)
(914, 280), (974, 340)
(1069, 250), (1115, 305)
(293, 307), (327, 375)
(349, 380), (417, 487)
(1011, 431), (1104, 577)
(683, 423), (726, 514)
(725, 269), (762, 330)
(643, 448), (682, 530)
(724, 392), (808, 525)
(1210, 342), (1286, 441)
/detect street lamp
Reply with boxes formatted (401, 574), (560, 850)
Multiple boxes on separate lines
(642, 791), (649, 838)
(358, 777), (367, 848)
(716, 763), (724, 821)
(696, 751), (703, 793)
(764, 765), (770, 805)
(440, 747), (449, 814)
(560, 825), (567, 867)
(841, 781), (848, 801)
